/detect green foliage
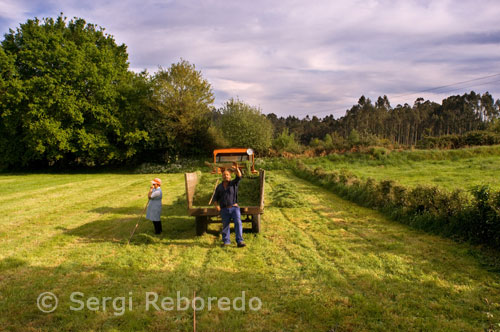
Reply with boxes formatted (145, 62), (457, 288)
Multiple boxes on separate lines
(133, 158), (205, 174)
(148, 60), (216, 160)
(348, 129), (360, 147)
(272, 128), (302, 154)
(207, 124), (229, 149)
(368, 146), (390, 160)
(255, 157), (295, 170)
(417, 131), (500, 149)
(322, 133), (334, 149)
(0, 16), (145, 168)
(488, 118), (500, 134)
(469, 185), (500, 246)
(322, 132), (349, 151)
(217, 98), (273, 154)
(309, 144), (500, 167)
(268, 91), (500, 149)
(309, 131), (388, 155)
(1, 21), (220, 169)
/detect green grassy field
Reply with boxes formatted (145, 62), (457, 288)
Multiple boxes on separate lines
(0, 171), (499, 331)
(301, 146), (500, 191)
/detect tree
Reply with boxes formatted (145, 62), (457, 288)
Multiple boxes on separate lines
(148, 59), (215, 160)
(0, 15), (146, 168)
(0, 43), (23, 169)
(272, 128), (302, 153)
(348, 129), (360, 147)
(266, 113), (286, 138)
(115, 70), (152, 161)
(218, 98), (273, 154)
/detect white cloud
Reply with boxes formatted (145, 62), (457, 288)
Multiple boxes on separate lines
(0, 0), (26, 17)
(1, 0), (500, 118)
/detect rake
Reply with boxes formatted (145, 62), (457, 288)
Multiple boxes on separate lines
(127, 199), (149, 245)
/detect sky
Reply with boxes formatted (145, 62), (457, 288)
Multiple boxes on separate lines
(1, 0), (500, 118)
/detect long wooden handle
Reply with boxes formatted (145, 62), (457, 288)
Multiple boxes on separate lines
(127, 200), (149, 245)
(208, 179), (219, 205)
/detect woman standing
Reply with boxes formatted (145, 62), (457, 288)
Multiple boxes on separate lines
(146, 178), (163, 234)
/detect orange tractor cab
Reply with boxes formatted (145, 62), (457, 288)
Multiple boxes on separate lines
(210, 148), (257, 174)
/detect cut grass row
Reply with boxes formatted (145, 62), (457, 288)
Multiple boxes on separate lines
(0, 172), (499, 331)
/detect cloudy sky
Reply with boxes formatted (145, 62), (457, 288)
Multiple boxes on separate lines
(1, 0), (500, 118)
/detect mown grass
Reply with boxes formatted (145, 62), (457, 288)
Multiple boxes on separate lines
(0, 171), (499, 331)
(192, 172), (260, 207)
(301, 145), (500, 191)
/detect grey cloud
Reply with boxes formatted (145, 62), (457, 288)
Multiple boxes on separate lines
(1, 0), (500, 118)
(445, 31), (500, 45)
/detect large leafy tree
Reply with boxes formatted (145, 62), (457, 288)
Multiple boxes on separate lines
(148, 60), (215, 160)
(0, 15), (147, 168)
(218, 98), (273, 154)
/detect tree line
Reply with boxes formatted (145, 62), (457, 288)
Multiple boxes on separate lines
(267, 92), (500, 150)
(1, 15), (499, 170)
(0, 16), (273, 169)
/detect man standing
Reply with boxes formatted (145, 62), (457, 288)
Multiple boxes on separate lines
(213, 162), (246, 247)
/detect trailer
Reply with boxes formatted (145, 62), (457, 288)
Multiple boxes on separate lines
(184, 169), (265, 236)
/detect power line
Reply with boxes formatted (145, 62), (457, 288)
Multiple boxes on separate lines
(292, 73), (500, 118)
(415, 78), (500, 97)
(391, 72), (500, 98)
(294, 106), (349, 118)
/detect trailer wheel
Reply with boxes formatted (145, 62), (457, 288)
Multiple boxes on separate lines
(195, 216), (207, 236)
(251, 214), (261, 233)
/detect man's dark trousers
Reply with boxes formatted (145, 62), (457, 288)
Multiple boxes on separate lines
(221, 206), (244, 244)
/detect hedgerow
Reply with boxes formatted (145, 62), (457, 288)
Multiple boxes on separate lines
(292, 160), (500, 249)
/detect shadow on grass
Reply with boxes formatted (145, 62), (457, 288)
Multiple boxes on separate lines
(0, 258), (283, 331)
(66, 198), (200, 244)
(0, 248), (496, 332)
(89, 206), (148, 215)
(67, 196), (256, 245)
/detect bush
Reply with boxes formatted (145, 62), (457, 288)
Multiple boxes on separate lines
(272, 129), (303, 154)
(369, 147), (390, 160)
(417, 131), (500, 149)
(469, 186), (500, 247)
(134, 159), (205, 174)
(256, 157), (295, 171)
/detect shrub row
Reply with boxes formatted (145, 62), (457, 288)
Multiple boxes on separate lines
(292, 161), (500, 249)
(134, 159), (205, 174)
(324, 144), (500, 165)
(417, 130), (500, 149)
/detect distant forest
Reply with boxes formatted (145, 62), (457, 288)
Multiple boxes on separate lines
(266, 92), (500, 147)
